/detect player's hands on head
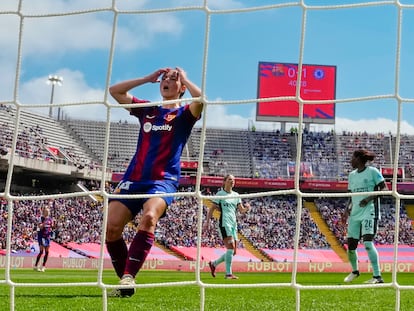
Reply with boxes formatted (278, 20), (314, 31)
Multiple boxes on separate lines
(175, 67), (187, 84)
(148, 68), (168, 83)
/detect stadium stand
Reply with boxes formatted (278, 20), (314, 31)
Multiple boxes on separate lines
(355, 244), (414, 263)
(62, 119), (139, 172)
(249, 130), (293, 179)
(2, 107), (414, 181)
(0, 107), (95, 168)
(189, 127), (253, 177)
(0, 108), (413, 263)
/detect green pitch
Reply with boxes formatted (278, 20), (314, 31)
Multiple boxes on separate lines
(0, 269), (413, 311)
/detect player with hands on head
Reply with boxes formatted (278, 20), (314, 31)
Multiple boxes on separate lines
(203, 174), (251, 280)
(343, 149), (387, 284)
(106, 67), (203, 297)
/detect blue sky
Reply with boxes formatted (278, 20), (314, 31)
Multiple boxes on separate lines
(1, 0), (414, 134)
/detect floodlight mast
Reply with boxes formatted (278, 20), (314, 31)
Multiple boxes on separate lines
(47, 75), (63, 118)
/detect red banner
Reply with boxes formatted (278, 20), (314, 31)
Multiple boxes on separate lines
(180, 161), (198, 169)
(381, 167), (404, 178)
(47, 146), (59, 156)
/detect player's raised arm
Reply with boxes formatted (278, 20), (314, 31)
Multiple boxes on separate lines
(176, 67), (203, 118)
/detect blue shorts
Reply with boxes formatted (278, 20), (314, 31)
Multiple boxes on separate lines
(37, 235), (50, 247)
(110, 180), (177, 217)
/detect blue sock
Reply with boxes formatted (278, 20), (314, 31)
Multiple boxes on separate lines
(214, 253), (226, 267)
(347, 249), (358, 272)
(364, 241), (381, 276)
(225, 249), (234, 275)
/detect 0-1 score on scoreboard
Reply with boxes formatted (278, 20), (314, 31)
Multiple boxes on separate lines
(256, 62), (337, 124)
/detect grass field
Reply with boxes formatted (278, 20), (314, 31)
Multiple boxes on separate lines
(0, 269), (413, 311)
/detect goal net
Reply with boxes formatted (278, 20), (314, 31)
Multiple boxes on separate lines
(1, 1), (413, 310)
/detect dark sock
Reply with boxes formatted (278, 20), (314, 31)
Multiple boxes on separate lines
(42, 251), (49, 266)
(124, 230), (154, 278)
(35, 254), (42, 266)
(106, 238), (128, 279)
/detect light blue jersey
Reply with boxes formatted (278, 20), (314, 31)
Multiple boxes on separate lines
(213, 189), (241, 239)
(348, 166), (384, 221)
(346, 164), (385, 278)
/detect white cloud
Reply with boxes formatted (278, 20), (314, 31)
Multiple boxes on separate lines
(334, 117), (414, 135)
(0, 0), (184, 104)
(0, 0), (183, 60)
(17, 68), (130, 122)
(201, 104), (250, 130)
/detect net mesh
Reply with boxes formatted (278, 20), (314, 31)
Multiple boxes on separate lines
(1, 1), (414, 310)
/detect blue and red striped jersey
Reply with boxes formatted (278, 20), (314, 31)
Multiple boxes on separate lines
(39, 216), (53, 238)
(122, 97), (198, 184)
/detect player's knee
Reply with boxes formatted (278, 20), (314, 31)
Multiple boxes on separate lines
(224, 238), (234, 248)
(140, 213), (159, 230)
(363, 238), (374, 251)
(105, 224), (124, 241)
(362, 234), (374, 242)
(347, 238), (358, 251)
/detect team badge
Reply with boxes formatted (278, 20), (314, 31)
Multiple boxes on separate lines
(313, 68), (325, 80)
(164, 114), (177, 122)
(272, 64), (285, 76)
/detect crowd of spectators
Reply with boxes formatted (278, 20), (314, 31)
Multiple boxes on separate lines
(0, 122), (53, 161)
(337, 132), (388, 179)
(0, 196), (105, 252)
(250, 130), (291, 179)
(399, 135), (414, 179)
(0, 109), (101, 171)
(0, 108), (413, 254)
(2, 104), (414, 182)
(301, 130), (338, 179)
(1, 188), (412, 254)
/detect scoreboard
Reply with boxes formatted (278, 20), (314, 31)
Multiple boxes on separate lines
(256, 62), (337, 124)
